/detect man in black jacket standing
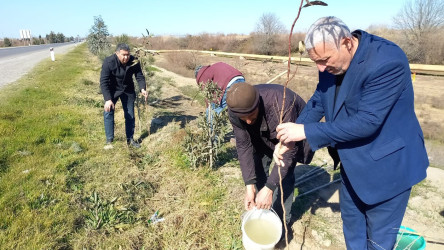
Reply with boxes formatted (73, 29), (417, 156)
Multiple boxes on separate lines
(100, 43), (148, 149)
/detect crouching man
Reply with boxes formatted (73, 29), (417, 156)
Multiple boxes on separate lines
(226, 83), (313, 225)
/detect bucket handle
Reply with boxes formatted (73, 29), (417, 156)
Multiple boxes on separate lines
(242, 207), (279, 224)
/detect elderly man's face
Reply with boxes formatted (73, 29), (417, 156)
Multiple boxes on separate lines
(239, 107), (259, 125)
(116, 49), (130, 64)
(308, 37), (354, 75)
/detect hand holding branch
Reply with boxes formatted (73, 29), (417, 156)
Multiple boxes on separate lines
(273, 142), (294, 167)
(276, 123), (306, 144)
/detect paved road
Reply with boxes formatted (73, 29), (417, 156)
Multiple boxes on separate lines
(0, 43), (79, 88)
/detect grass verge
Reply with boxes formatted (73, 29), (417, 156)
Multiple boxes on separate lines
(0, 44), (244, 249)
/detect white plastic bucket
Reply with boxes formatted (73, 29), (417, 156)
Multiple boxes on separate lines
(241, 208), (282, 250)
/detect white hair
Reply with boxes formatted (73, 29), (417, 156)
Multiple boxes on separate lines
(304, 16), (352, 51)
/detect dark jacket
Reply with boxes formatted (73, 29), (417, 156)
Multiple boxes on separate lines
(229, 84), (314, 189)
(298, 30), (429, 204)
(100, 54), (146, 101)
(196, 62), (243, 103)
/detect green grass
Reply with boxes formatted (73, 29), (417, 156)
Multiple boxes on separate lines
(0, 44), (244, 249)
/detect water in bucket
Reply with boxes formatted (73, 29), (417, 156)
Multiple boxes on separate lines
(244, 219), (281, 245)
(242, 208), (282, 250)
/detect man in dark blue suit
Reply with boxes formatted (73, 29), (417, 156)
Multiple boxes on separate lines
(274, 16), (429, 249)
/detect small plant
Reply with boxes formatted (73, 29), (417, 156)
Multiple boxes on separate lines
(84, 191), (136, 230)
(28, 193), (53, 210)
(265, 64), (276, 77)
(183, 81), (231, 169)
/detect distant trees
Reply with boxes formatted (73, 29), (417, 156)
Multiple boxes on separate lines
(252, 13), (287, 55)
(87, 16), (111, 58)
(32, 35), (45, 45)
(394, 0), (444, 64)
(46, 32), (56, 43)
(46, 31), (66, 43)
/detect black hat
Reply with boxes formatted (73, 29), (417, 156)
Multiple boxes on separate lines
(226, 83), (259, 116)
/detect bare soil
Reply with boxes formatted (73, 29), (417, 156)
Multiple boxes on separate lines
(153, 53), (444, 249)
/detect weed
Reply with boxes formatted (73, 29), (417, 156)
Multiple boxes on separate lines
(265, 64), (277, 77)
(28, 193), (54, 210)
(65, 174), (84, 192)
(84, 191), (137, 230)
(81, 79), (95, 85)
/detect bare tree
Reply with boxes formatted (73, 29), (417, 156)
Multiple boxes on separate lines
(393, 0), (444, 63)
(252, 13), (287, 55)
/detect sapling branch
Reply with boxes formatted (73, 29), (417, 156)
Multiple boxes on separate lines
(278, 1), (327, 248)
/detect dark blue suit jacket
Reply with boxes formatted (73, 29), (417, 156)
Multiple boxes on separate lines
(297, 30), (429, 205)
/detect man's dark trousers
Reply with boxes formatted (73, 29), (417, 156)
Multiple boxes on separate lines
(253, 151), (295, 225)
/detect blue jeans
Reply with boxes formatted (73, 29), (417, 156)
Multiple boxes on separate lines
(104, 92), (136, 142)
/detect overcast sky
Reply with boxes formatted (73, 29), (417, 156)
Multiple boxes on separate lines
(0, 0), (406, 38)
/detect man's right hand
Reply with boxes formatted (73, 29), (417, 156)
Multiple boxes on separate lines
(245, 184), (257, 210)
(104, 100), (115, 112)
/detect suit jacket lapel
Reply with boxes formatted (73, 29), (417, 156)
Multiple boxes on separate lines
(332, 30), (368, 119)
(332, 73), (352, 119)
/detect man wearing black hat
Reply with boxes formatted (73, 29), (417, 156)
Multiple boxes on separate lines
(226, 83), (313, 225)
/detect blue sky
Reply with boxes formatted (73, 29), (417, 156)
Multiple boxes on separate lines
(1, 0), (406, 38)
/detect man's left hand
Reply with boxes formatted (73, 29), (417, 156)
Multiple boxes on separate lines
(255, 186), (273, 210)
(141, 89), (148, 102)
(273, 142), (294, 167)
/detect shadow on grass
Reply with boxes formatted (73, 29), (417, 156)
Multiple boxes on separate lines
(150, 95), (192, 110)
(137, 95), (198, 142)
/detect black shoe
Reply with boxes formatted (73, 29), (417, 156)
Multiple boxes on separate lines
(127, 138), (141, 148)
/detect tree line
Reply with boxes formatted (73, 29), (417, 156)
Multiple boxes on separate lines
(1, 31), (76, 47)
(87, 0), (443, 65)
